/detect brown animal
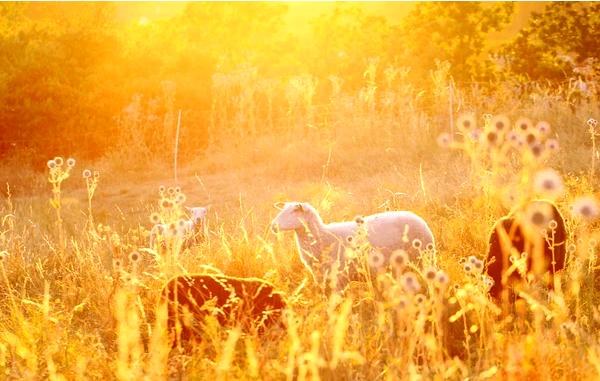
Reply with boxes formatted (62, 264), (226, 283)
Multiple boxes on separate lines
(160, 274), (287, 347)
(486, 200), (567, 303)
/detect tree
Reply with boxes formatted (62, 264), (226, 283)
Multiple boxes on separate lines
(397, 2), (513, 82)
(500, 2), (600, 81)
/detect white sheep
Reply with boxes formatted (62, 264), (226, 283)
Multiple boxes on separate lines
(271, 202), (435, 287)
(149, 206), (209, 249)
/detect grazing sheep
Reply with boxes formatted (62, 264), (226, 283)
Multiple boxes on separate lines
(486, 200), (567, 303)
(271, 202), (435, 287)
(160, 274), (287, 347)
(149, 206), (209, 248)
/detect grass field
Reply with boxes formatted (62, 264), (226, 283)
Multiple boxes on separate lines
(1, 3), (600, 378)
(2, 82), (600, 380)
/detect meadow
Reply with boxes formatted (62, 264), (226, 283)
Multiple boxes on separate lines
(2, 2), (600, 380)
(1, 69), (600, 380)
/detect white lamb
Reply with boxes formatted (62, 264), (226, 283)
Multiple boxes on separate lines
(271, 202), (435, 287)
(149, 206), (209, 249)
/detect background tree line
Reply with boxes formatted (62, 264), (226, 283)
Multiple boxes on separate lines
(0, 2), (598, 163)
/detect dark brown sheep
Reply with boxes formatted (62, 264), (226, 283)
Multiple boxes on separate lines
(486, 200), (567, 303)
(160, 274), (287, 347)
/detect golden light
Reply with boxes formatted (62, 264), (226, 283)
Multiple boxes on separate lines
(138, 16), (150, 26)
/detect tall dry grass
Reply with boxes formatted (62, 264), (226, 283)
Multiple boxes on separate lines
(0, 63), (600, 380)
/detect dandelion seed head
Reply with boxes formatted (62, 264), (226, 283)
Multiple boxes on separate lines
(54, 157), (64, 166)
(390, 249), (408, 269)
(437, 133), (452, 148)
(47, 160), (56, 169)
(587, 118), (598, 129)
(401, 272), (421, 293)
(463, 263), (472, 273)
(536, 121), (551, 135)
(66, 158), (76, 167)
(412, 239), (422, 249)
(415, 293), (426, 304)
(516, 117), (532, 132)
(150, 213), (161, 224)
(93, 171), (100, 179)
(531, 142), (544, 158)
(492, 115), (509, 131)
(486, 131), (498, 145)
(424, 267), (437, 281)
(458, 114), (476, 131)
(571, 196), (600, 221)
(368, 249), (386, 269)
(175, 193), (186, 205)
(533, 169), (564, 199)
(546, 139), (559, 152)
(435, 271), (449, 286)
(549, 220), (558, 230)
(82, 169), (91, 178)
(129, 251), (140, 263)
(159, 185), (166, 193)
(175, 186), (181, 193)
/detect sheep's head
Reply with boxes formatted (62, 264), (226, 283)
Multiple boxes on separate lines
(271, 202), (316, 233)
(186, 206), (209, 225)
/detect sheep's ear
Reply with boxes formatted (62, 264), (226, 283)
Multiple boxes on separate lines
(294, 203), (304, 212)
(274, 202), (285, 210)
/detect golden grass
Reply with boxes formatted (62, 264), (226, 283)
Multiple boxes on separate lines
(1, 77), (600, 380)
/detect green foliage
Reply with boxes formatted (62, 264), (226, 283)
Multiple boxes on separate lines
(399, 2), (514, 81)
(501, 2), (600, 81)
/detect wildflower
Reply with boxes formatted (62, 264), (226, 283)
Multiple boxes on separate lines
(468, 255), (478, 264)
(113, 258), (123, 269)
(485, 131), (498, 145)
(435, 271), (449, 286)
(424, 267), (437, 281)
(150, 213), (161, 224)
(457, 113), (476, 131)
(389, 249), (408, 269)
(178, 219), (187, 228)
(546, 139), (559, 152)
(160, 199), (173, 209)
(167, 187), (175, 196)
(469, 129), (482, 142)
(473, 259), (484, 273)
(368, 249), (386, 269)
(507, 131), (520, 146)
(397, 296), (408, 310)
(54, 157), (64, 166)
(492, 115), (510, 131)
(463, 263), (472, 273)
(66, 158), (76, 167)
(567, 243), (577, 253)
(530, 142), (544, 158)
(159, 185), (166, 194)
(437, 133), (452, 148)
(533, 169), (564, 199)
(549, 220), (558, 230)
(482, 276), (494, 290)
(175, 193), (186, 205)
(82, 169), (91, 178)
(571, 196), (599, 221)
(412, 239), (422, 250)
(354, 216), (365, 225)
(47, 160), (57, 169)
(129, 251), (141, 263)
(536, 121), (551, 135)
(525, 133), (537, 145)
(401, 272), (421, 293)
(515, 117), (533, 132)
(587, 118), (598, 130)
(346, 236), (354, 244)
(93, 171), (100, 179)
(175, 186), (181, 193)
(425, 242), (435, 251)
(0, 251), (8, 262)
(415, 294), (426, 304)
(525, 202), (554, 229)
